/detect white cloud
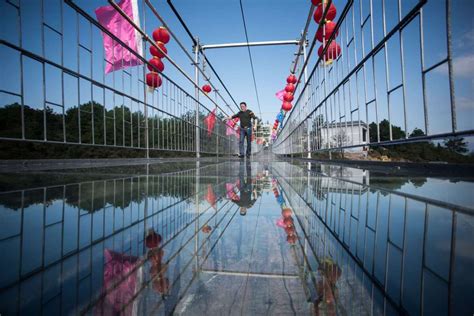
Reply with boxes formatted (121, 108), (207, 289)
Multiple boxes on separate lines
(457, 96), (474, 110)
(433, 54), (474, 79)
(453, 55), (474, 78)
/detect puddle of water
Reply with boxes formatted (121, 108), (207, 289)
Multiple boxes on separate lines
(0, 160), (472, 315)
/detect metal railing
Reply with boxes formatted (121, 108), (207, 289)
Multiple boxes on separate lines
(273, 161), (469, 315)
(0, 0), (239, 157)
(273, 0), (474, 156)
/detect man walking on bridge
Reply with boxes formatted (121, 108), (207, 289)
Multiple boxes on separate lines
(226, 102), (258, 158)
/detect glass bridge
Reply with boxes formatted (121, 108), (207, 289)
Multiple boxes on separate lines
(0, 157), (472, 315)
(0, 0), (473, 315)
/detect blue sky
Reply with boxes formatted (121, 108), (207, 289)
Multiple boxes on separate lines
(0, 0), (472, 138)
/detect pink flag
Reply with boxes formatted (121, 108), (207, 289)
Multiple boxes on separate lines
(275, 89), (285, 101)
(225, 118), (239, 136)
(204, 108), (217, 136)
(95, 0), (143, 74)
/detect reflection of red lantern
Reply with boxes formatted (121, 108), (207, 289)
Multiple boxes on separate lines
(285, 225), (295, 235)
(285, 83), (295, 93)
(150, 42), (167, 58)
(314, 3), (337, 23)
(282, 102), (293, 112)
(202, 84), (212, 93)
(284, 217), (294, 227)
(145, 230), (162, 249)
(146, 72), (162, 88)
(287, 234), (297, 244)
(282, 208), (292, 218)
(283, 92), (294, 102)
(152, 26), (170, 44)
(286, 74), (297, 84)
(316, 21), (338, 42)
(147, 57), (164, 72)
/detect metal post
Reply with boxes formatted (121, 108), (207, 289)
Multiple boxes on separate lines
(194, 38), (200, 158)
(302, 33), (311, 159)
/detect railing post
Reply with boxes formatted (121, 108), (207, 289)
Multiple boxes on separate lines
(194, 38), (201, 158)
(302, 33), (311, 159)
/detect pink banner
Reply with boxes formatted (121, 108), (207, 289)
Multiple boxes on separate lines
(225, 118), (239, 136)
(275, 89), (285, 101)
(204, 108), (217, 136)
(95, 0), (143, 74)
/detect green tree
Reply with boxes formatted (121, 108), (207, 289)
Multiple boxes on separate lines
(444, 137), (468, 154)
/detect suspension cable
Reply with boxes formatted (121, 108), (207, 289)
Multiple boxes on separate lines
(106, 0), (231, 117)
(144, 0), (237, 113)
(166, 0), (241, 112)
(238, 0), (262, 119)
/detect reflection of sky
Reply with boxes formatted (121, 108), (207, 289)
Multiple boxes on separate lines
(398, 178), (474, 210)
(0, 0), (472, 139)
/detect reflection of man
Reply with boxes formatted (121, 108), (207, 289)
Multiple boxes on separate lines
(314, 258), (342, 316)
(232, 160), (257, 215)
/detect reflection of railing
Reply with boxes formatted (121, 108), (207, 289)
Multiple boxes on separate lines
(274, 162), (469, 315)
(0, 1), (238, 157)
(0, 162), (244, 314)
(273, 0), (474, 156)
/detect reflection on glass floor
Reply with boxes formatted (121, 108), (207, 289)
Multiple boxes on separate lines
(0, 160), (472, 315)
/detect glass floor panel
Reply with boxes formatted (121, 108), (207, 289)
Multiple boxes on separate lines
(0, 159), (472, 315)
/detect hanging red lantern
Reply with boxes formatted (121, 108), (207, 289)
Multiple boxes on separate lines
(146, 72), (162, 88)
(286, 74), (297, 84)
(314, 3), (337, 23)
(285, 83), (295, 93)
(283, 92), (294, 102)
(202, 84), (212, 93)
(147, 57), (164, 72)
(326, 41), (342, 61)
(316, 21), (338, 42)
(152, 26), (170, 44)
(150, 42), (167, 58)
(282, 102), (293, 112)
(318, 41), (341, 62)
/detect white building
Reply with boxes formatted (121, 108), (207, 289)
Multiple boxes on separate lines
(314, 120), (368, 153)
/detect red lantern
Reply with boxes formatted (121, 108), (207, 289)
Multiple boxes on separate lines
(146, 72), (162, 88)
(150, 42), (167, 58)
(283, 92), (294, 102)
(285, 83), (295, 93)
(286, 74), (297, 84)
(316, 21), (338, 42)
(152, 26), (170, 44)
(202, 84), (212, 93)
(318, 41), (341, 62)
(147, 57), (164, 72)
(314, 3), (337, 23)
(282, 102), (293, 112)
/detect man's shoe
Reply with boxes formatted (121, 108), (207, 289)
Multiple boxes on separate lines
(238, 155), (244, 158)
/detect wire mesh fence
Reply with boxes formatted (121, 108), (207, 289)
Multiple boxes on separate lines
(0, 0), (239, 158)
(273, 0), (474, 159)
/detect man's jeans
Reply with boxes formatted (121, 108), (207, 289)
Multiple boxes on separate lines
(239, 127), (252, 156)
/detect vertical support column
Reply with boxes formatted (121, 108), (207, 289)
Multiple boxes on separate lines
(142, 0), (149, 159)
(194, 160), (200, 275)
(446, 0), (457, 132)
(194, 38), (201, 158)
(302, 34), (311, 159)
